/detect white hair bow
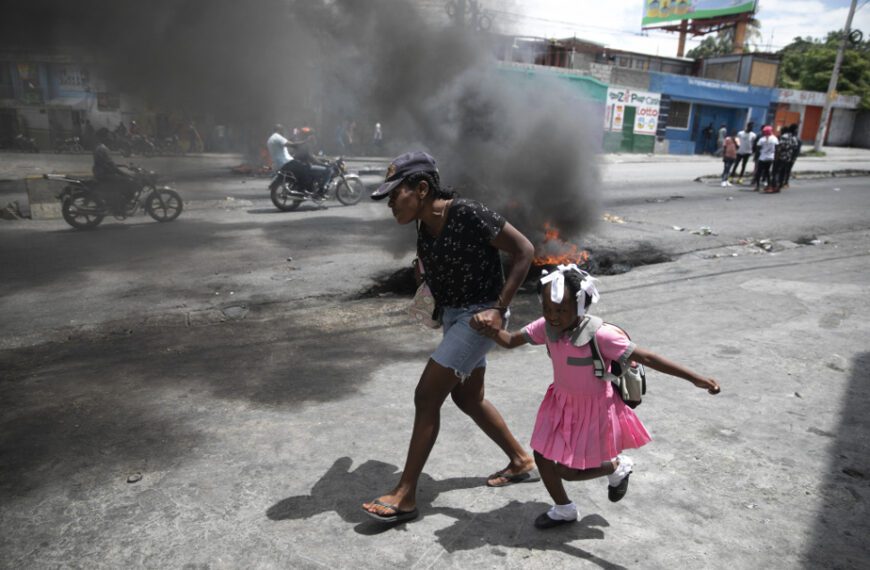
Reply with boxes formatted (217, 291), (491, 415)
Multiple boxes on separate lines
(539, 264), (600, 316)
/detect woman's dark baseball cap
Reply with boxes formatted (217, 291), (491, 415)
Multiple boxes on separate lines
(370, 151), (438, 200)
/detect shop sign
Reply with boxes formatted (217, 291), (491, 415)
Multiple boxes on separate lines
(56, 65), (89, 91)
(605, 87), (661, 135)
(775, 88), (860, 109)
(17, 63), (43, 104)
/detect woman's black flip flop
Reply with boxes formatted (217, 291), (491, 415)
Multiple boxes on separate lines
(363, 500), (419, 524)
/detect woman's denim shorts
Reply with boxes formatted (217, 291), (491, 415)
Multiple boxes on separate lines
(431, 302), (510, 380)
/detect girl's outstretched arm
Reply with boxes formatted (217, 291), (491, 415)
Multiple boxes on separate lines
(489, 329), (528, 349)
(632, 347), (721, 394)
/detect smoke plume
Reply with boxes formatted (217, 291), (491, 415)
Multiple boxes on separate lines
(3, 0), (602, 242)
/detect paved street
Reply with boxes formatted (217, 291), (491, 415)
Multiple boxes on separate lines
(1, 153), (869, 568)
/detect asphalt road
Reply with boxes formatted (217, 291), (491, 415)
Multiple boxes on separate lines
(1, 154), (869, 568)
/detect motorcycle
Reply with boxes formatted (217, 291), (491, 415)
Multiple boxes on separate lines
(156, 134), (184, 155)
(119, 134), (156, 157)
(54, 136), (85, 153)
(269, 157), (365, 211)
(14, 134), (40, 153)
(47, 165), (183, 230)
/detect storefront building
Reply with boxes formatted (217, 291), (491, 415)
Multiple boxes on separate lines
(603, 86), (661, 153)
(773, 88), (860, 146)
(0, 53), (130, 149)
(648, 71), (775, 155)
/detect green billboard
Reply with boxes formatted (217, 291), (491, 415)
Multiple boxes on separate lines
(642, 1), (757, 27)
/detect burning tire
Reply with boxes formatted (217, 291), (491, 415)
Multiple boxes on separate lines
(335, 178), (365, 206)
(145, 189), (183, 222)
(271, 182), (302, 211)
(62, 192), (105, 229)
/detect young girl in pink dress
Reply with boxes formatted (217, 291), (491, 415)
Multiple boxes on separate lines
(489, 264), (721, 529)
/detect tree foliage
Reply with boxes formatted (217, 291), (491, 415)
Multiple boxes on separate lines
(686, 18), (762, 59)
(778, 32), (870, 109)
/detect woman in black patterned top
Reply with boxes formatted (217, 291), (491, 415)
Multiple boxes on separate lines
(363, 151), (536, 523)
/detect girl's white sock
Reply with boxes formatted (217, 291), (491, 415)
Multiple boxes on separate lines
(547, 502), (578, 521)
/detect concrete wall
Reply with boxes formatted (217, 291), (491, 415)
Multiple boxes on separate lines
(611, 68), (651, 90)
(827, 108), (857, 146)
(851, 110), (870, 149)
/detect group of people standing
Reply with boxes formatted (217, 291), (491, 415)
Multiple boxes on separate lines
(719, 122), (802, 193)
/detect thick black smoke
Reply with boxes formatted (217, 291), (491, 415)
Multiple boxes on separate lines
(3, 0), (601, 242)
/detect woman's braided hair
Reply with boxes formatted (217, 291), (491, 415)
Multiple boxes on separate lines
(404, 171), (457, 200)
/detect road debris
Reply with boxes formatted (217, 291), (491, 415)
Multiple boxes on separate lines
(672, 226), (685, 231)
(127, 473), (142, 484)
(602, 213), (625, 224)
(691, 226), (716, 236)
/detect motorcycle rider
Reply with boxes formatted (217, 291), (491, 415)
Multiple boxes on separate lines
(268, 125), (330, 197)
(288, 127), (331, 196)
(267, 124), (298, 191)
(92, 142), (138, 211)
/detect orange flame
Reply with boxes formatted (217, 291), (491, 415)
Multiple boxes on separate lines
(533, 222), (590, 267)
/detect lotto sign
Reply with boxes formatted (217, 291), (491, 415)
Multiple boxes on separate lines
(606, 88), (661, 135)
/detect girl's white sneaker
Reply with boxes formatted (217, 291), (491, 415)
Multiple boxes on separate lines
(607, 455), (634, 502)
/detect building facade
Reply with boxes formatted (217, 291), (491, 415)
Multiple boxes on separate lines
(648, 72), (775, 154)
(773, 88), (861, 146)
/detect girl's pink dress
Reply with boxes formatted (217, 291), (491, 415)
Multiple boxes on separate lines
(523, 317), (651, 469)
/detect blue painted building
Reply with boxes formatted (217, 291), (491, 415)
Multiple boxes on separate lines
(648, 72), (775, 155)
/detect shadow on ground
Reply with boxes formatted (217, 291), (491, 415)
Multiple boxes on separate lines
(0, 310), (429, 500)
(805, 351), (870, 568)
(267, 456), (625, 569)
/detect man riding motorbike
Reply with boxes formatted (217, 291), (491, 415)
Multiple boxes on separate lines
(288, 127), (331, 196)
(268, 125), (331, 197)
(92, 142), (139, 210)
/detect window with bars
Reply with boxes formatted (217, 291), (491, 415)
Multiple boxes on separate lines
(668, 101), (692, 129)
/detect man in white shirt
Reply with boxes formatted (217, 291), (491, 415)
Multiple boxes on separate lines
(752, 125), (778, 192)
(730, 122), (756, 183)
(267, 124), (298, 193)
(267, 124), (293, 171)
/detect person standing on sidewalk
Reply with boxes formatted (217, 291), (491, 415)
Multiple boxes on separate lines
(753, 125), (778, 192)
(721, 130), (738, 187)
(771, 125), (798, 193)
(783, 124), (802, 189)
(715, 123), (727, 157)
(362, 151), (537, 524)
(730, 122), (756, 184)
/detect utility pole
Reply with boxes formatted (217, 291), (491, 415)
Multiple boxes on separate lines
(814, 0), (858, 152)
(456, 0), (466, 27)
(676, 19), (688, 57)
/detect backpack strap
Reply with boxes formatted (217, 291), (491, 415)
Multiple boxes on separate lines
(589, 332), (606, 378)
(589, 321), (632, 379)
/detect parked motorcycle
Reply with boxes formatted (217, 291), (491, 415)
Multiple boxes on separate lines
(156, 134), (184, 155)
(54, 136), (85, 153)
(119, 134), (156, 157)
(269, 157), (365, 211)
(47, 165), (183, 230)
(14, 134), (40, 153)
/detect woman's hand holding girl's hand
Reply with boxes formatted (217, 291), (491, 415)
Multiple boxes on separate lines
(471, 309), (503, 336)
(693, 377), (721, 395)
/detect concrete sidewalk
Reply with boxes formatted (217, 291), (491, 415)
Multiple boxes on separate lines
(1, 234), (868, 568)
